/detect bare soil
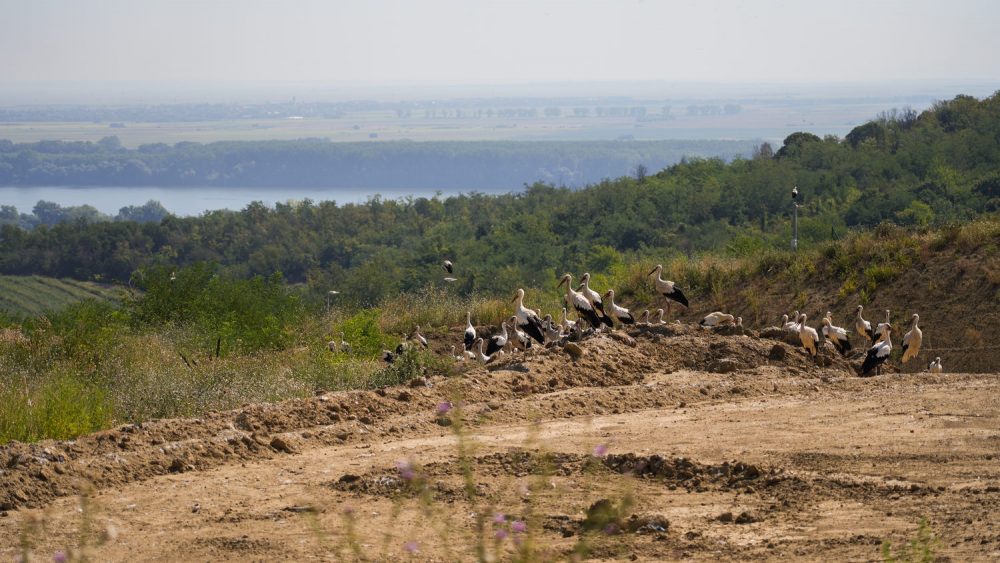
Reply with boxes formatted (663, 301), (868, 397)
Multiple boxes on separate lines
(2, 324), (998, 561)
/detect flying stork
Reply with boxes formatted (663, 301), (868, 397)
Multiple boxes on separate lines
(648, 264), (689, 316)
(557, 273), (603, 329)
(901, 313), (922, 364)
(511, 288), (546, 344)
(861, 324), (893, 376)
(442, 260), (453, 274)
(603, 289), (635, 326)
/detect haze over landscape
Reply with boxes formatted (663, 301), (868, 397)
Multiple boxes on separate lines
(3, 2), (1000, 561)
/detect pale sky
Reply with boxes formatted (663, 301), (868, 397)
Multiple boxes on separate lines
(1, 0), (998, 87)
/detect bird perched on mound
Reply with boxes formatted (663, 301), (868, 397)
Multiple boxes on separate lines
(463, 311), (476, 351)
(854, 305), (875, 345)
(700, 311), (735, 329)
(821, 318), (851, 356)
(603, 289), (635, 326)
(798, 313), (819, 358)
(861, 325), (893, 376)
(511, 288), (545, 344)
(648, 264), (689, 315)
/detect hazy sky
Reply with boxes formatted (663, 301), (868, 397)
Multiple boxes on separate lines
(1, 0), (998, 87)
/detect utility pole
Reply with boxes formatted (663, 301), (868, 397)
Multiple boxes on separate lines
(791, 185), (800, 251)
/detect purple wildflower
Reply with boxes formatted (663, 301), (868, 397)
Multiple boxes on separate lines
(404, 540), (419, 554)
(53, 553), (67, 563)
(593, 444), (609, 457)
(493, 512), (506, 524)
(511, 520), (527, 533)
(495, 529), (509, 540)
(603, 523), (619, 535)
(396, 459), (416, 481)
(436, 401), (453, 415)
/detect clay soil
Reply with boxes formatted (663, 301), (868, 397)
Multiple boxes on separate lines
(2, 324), (999, 561)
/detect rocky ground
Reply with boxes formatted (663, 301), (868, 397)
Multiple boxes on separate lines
(2, 324), (998, 561)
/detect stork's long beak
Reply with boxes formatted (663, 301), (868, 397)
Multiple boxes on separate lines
(603, 290), (611, 299)
(647, 267), (657, 276)
(556, 277), (567, 289)
(510, 293), (518, 303)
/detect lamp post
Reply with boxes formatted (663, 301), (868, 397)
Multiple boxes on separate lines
(791, 185), (800, 251)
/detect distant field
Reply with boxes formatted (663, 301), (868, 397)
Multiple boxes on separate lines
(0, 97), (913, 147)
(0, 275), (120, 317)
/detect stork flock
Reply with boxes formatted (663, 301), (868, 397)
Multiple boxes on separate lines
(360, 259), (939, 377)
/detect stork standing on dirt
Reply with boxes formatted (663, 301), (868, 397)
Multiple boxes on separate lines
(464, 311), (476, 351)
(821, 318), (852, 356)
(473, 337), (493, 363)
(784, 311), (802, 332)
(542, 314), (562, 343)
(927, 356), (943, 374)
(861, 325), (893, 376)
(557, 273), (603, 330)
(648, 264), (689, 317)
(637, 309), (650, 326)
(653, 309), (667, 325)
(511, 288), (546, 344)
(855, 305), (875, 345)
(450, 345), (465, 362)
(560, 307), (576, 333)
(901, 313), (922, 364)
(798, 313), (820, 358)
(578, 273), (614, 328)
(603, 289), (636, 326)
(484, 318), (509, 356)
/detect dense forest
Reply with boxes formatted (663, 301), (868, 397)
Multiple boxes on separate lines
(0, 138), (755, 189)
(1, 93), (999, 306)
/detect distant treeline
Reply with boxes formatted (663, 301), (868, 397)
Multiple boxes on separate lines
(0, 138), (756, 189)
(1, 93), (998, 305)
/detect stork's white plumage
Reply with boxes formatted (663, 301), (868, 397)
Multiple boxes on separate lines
(451, 345), (465, 362)
(557, 274), (603, 329)
(542, 314), (562, 342)
(798, 313), (819, 358)
(821, 317), (851, 356)
(784, 311), (802, 332)
(861, 325), (893, 376)
(443, 277), (458, 283)
(442, 260), (453, 274)
(901, 313), (922, 364)
(464, 311), (476, 351)
(473, 337), (492, 363)
(339, 332), (350, 353)
(327, 339), (338, 352)
(854, 305), (875, 344)
(654, 308), (666, 325)
(484, 319), (509, 356)
(603, 289), (635, 326)
(578, 273), (614, 327)
(560, 307), (576, 333)
(700, 311), (735, 328)
(412, 325), (428, 348)
(511, 288), (545, 344)
(637, 309), (650, 325)
(648, 264), (689, 315)
(874, 309), (891, 343)
(928, 356), (943, 374)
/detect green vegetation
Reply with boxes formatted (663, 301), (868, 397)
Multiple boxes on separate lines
(881, 518), (939, 562)
(0, 275), (120, 317)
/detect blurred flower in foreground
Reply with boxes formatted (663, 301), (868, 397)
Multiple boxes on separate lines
(593, 444), (609, 457)
(404, 540), (419, 554)
(396, 459), (416, 481)
(511, 520), (527, 533)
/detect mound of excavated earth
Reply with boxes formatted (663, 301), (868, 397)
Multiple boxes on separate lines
(2, 324), (998, 561)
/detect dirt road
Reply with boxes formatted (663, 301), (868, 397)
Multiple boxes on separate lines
(2, 326), (999, 561)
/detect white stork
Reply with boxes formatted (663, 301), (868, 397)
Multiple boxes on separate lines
(578, 273), (614, 328)
(557, 274), (603, 329)
(927, 356), (943, 374)
(821, 317), (851, 356)
(450, 345), (465, 362)
(542, 314), (562, 342)
(874, 309), (891, 343)
(442, 260), (453, 274)
(339, 332), (350, 353)
(637, 309), (650, 326)
(648, 264), (689, 316)
(798, 313), (819, 358)
(484, 319), (509, 356)
(603, 289), (635, 326)
(473, 337), (493, 363)
(464, 311), (476, 351)
(511, 288), (545, 344)
(901, 313), (922, 364)
(412, 325), (428, 348)
(861, 324), (892, 376)
(653, 308), (666, 325)
(784, 311), (802, 332)
(700, 311), (735, 328)
(854, 305), (875, 345)
(560, 307), (576, 333)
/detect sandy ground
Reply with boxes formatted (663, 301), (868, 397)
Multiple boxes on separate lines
(2, 325), (999, 561)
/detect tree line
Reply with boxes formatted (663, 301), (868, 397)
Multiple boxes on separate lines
(0, 92), (997, 306)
